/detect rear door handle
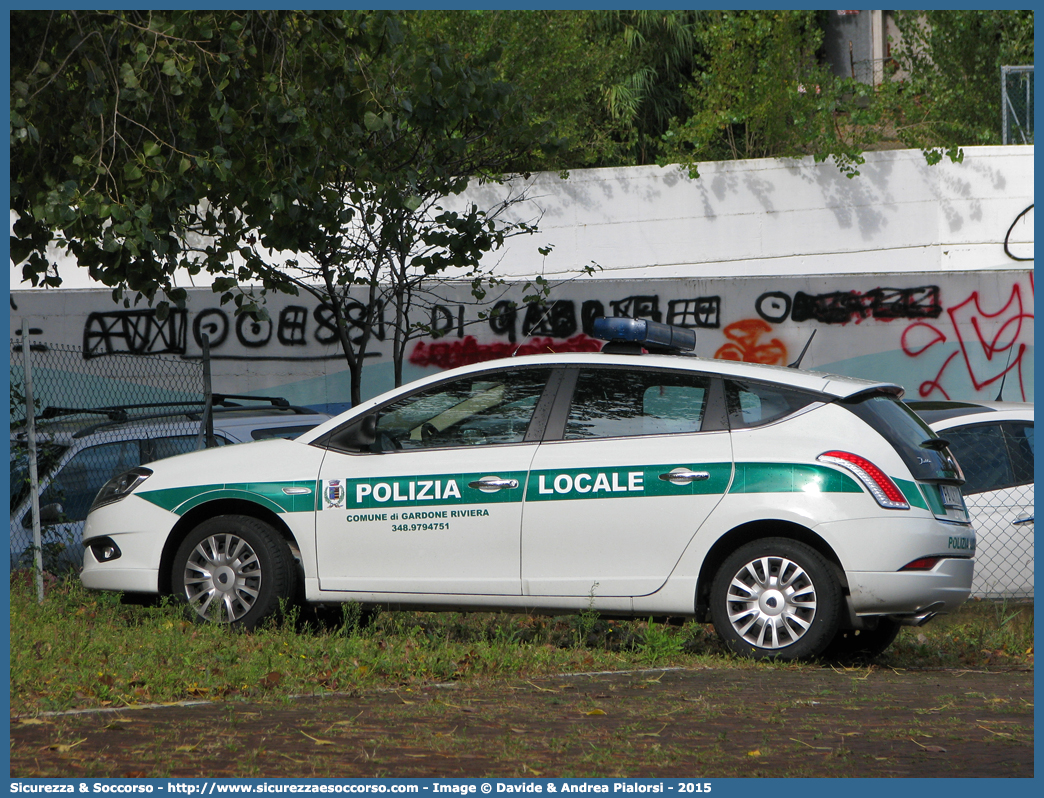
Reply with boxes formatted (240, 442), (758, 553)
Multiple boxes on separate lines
(658, 468), (710, 485)
(1013, 514), (1034, 526)
(468, 476), (520, 493)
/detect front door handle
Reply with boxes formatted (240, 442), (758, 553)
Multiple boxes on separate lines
(1013, 514), (1034, 526)
(658, 468), (710, 485)
(468, 476), (520, 493)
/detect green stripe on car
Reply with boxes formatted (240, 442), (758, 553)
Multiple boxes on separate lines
(137, 481), (318, 515)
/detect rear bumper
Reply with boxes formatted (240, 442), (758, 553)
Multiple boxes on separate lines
(846, 556), (974, 617)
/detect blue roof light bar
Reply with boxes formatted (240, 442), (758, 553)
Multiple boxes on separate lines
(591, 317), (697, 353)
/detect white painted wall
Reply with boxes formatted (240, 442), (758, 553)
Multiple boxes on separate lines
(451, 145), (1034, 280)
(10, 146), (1034, 290)
(9, 147), (1034, 412)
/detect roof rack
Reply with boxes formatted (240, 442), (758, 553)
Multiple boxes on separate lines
(591, 316), (697, 355)
(25, 395), (317, 440)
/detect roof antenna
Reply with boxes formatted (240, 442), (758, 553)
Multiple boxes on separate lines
(511, 300), (558, 357)
(994, 346), (1015, 401)
(788, 330), (817, 369)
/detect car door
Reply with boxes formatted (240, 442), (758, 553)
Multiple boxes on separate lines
(521, 365), (733, 598)
(315, 366), (556, 595)
(942, 419), (1034, 597)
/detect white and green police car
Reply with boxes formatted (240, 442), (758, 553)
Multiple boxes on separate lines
(81, 318), (974, 660)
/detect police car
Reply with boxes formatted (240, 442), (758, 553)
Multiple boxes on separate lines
(81, 318), (974, 660)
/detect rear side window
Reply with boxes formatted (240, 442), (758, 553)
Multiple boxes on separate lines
(564, 368), (710, 439)
(943, 421), (1034, 494)
(842, 393), (960, 482)
(724, 379), (821, 429)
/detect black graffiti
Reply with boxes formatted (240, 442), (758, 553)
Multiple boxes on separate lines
(236, 314), (273, 348)
(192, 308), (229, 348)
(429, 305), (466, 339)
(754, 292), (791, 324)
(83, 309), (188, 359)
(610, 295), (661, 323)
(314, 301), (385, 345)
(756, 287), (942, 325)
(523, 300), (578, 339)
(1004, 204), (1033, 262)
(667, 297), (720, 329)
(580, 300), (605, 335)
(488, 301), (518, 343)
(277, 306), (309, 346)
(76, 290), (725, 362)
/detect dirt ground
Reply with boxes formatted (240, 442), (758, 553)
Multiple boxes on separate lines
(10, 665), (1033, 779)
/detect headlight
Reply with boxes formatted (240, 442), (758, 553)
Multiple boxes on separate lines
(90, 466), (153, 513)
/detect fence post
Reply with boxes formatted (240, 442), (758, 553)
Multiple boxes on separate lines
(191, 333), (217, 450)
(20, 320), (45, 603)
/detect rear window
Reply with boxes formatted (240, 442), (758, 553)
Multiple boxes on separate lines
(842, 393), (961, 482)
(724, 380), (822, 429)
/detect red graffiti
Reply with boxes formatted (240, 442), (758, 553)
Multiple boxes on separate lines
(409, 334), (602, 370)
(714, 319), (788, 365)
(902, 281), (1034, 400)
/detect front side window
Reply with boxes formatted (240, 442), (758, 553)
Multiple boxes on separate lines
(564, 368), (710, 439)
(944, 421), (1034, 494)
(371, 368), (551, 450)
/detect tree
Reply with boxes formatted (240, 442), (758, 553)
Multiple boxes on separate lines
(419, 10), (633, 170)
(891, 10), (1035, 146)
(11, 11), (557, 405)
(590, 10), (705, 165)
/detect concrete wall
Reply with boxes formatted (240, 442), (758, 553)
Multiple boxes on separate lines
(9, 147), (1034, 413)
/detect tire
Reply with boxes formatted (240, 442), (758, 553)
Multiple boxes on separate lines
(172, 515), (295, 630)
(710, 537), (842, 660)
(822, 618), (902, 662)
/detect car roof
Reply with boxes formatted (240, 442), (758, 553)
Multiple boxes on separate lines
(296, 351), (901, 444)
(11, 405), (329, 448)
(907, 400), (1034, 427)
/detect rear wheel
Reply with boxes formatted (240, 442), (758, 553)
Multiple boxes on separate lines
(172, 515), (295, 630)
(710, 537), (842, 660)
(822, 618), (902, 662)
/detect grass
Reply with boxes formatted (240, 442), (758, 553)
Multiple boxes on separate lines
(9, 573), (1033, 716)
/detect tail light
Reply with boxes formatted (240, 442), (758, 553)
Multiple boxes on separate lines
(817, 450), (910, 510)
(900, 557), (940, 571)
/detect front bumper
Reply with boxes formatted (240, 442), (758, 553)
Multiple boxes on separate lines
(79, 496), (174, 595)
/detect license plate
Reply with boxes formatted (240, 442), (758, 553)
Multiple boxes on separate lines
(940, 484), (963, 509)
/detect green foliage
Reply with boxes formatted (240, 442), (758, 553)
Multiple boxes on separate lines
(663, 10), (903, 178)
(891, 10), (1035, 147)
(11, 11), (556, 404)
(9, 575), (1034, 716)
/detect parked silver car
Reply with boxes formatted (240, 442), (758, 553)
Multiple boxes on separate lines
(10, 399), (330, 572)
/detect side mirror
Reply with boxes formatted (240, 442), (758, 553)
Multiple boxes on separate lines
(23, 502), (65, 529)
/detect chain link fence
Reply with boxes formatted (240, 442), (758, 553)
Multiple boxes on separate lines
(1002, 66), (1034, 145)
(943, 420), (1034, 599)
(10, 335), (208, 574)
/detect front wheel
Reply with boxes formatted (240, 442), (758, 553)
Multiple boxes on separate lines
(172, 515), (295, 630)
(710, 537), (842, 660)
